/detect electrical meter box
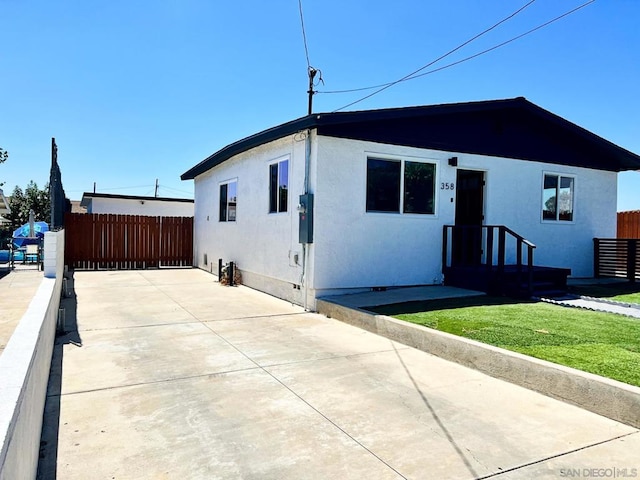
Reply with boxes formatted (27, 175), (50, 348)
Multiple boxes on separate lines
(298, 193), (314, 244)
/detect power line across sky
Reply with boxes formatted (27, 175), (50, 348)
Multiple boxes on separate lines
(0, 1), (638, 209)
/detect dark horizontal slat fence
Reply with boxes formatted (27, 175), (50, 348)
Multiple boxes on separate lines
(618, 211), (640, 239)
(64, 213), (193, 270)
(594, 238), (639, 282)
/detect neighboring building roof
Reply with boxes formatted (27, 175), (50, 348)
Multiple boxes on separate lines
(80, 192), (194, 208)
(181, 97), (640, 180)
(0, 188), (10, 216)
(70, 200), (87, 214)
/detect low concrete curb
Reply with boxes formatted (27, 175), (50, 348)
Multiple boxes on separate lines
(316, 299), (640, 429)
(0, 232), (65, 480)
(0, 279), (60, 480)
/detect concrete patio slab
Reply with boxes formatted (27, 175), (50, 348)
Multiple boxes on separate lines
(53, 370), (402, 480)
(68, 270), (157, 288)
(497, 432), (640, 479)
(74, 284), (197, 330)
(139, 268), (221, 286)
(156, 282), (305, 322)
(56, 322), (258, 395)
(39, 269), (640, 480)
(265, 348), (634, 479)
(320, 285), (483, 309)
(204, 314), (409, 367)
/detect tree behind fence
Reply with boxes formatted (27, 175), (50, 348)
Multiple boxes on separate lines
(64, 213), (193, 269)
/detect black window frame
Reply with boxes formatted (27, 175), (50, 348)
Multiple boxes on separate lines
(219, 179), (237, 222)
(269, 158), (289, 214)
(403, 160), (436, 215)
(542, 173), (574, 222)
(366, 157), (401, 213)
(366, 157), (436, 215)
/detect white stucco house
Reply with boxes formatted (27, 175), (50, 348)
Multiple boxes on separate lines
(80, 192), (194, 217)
(181, 97), (640, 308)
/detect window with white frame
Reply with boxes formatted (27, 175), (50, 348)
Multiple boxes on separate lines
(219, 180), (237, 222)
(542, 173), (574, 221)
(269, 158), (289, 213)
(366, 157), (436, 214)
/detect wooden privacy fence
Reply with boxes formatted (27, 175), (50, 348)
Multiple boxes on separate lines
(593, 238), (639, 282)
(65, 213), (193, 270)
(618, 211), (640, 238)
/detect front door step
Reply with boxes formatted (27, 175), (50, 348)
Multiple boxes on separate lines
(444, 264), (571, 298)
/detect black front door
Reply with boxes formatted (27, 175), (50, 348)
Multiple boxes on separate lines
(453, 170), (485, 265)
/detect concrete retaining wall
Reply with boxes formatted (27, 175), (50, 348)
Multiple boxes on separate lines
(317, 299), (640, 429)
(0, 231), (65, 480)
(43, 230), (65, 280)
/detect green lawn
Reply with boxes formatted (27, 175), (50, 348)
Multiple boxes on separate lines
(370, 295), (640, 387)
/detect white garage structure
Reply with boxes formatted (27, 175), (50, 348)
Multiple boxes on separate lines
(80, 192), (194, 217)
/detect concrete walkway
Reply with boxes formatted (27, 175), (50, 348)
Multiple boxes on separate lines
(321, 285), (484, 308)
(39, 270), (640, 479)
(540, 295), (640, 318)
(0, 269), (43, 356)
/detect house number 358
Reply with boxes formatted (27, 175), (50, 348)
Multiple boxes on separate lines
(441, 182), (455, 190)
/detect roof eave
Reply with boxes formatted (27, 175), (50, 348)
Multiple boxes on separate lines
(81, 192), (194, 204)
(181, 115), (318, 180)
(180, 97), (640, 177)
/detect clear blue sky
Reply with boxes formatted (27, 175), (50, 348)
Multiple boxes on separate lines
(1, 0), (639, 210)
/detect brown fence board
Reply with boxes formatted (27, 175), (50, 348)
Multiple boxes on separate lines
(618, 211), (640, 239)
(64, 213), (194, 270)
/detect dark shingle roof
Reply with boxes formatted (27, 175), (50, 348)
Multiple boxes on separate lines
(181, 97), (640, 180)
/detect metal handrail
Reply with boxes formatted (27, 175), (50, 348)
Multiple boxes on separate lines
(443, 225), (537, 295)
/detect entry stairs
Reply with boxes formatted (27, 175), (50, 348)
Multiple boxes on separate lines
(442, 225), (571, 298)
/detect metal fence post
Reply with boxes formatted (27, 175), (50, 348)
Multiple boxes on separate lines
(593, 238), (600, 278)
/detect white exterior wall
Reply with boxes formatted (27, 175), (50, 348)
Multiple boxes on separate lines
(467, 153), (616, 277)
(312, 138), (454, 294)
(193, 134), (309, 305)
(88, 197), (194, 216)
(312, 137), (616, 295)
(192, 133), (617, 305)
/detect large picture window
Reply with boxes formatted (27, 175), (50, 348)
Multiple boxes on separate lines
(366, 157), (436, 214)
(269, 159), (289, 213)
(542, 174), (574, 221)
(219, 180), (237, 222)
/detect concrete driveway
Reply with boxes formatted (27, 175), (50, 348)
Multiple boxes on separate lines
(39, 269), (640, 479)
